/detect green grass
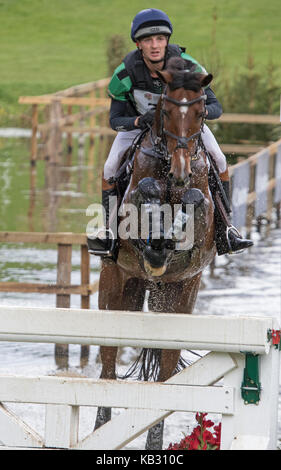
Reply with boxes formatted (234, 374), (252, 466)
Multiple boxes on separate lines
(0, 0), (280, 119)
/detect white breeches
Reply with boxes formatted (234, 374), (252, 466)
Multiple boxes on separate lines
(103, 129), (141, 180)
(103, 125), (227, 180)
(201, 125), (227, 174)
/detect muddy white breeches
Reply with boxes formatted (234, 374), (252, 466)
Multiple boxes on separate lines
(201, 125), (227, 173)
(103, 125), (227, 181)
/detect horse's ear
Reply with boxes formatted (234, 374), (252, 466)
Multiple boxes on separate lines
(201, 73), (213, 88)
(156, 70), (173, 84)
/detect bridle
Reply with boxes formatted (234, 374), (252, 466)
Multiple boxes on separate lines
(161, 91), (207, 150)
(144, 87), (207, 162)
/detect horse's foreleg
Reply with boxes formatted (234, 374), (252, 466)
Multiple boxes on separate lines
(157, 349), (181, 382)
(94, 262), (125, 430)
(177, 272), (202, 314)
(145, 420), (164, 450)
(94, 345), (118, 430)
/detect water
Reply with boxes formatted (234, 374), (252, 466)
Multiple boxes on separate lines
(0, 136), (280, 449)
(0, 136), (103, 233)
(195, 228), (281, 321)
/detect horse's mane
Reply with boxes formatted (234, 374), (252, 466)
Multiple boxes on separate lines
(165, 57), (202, 92)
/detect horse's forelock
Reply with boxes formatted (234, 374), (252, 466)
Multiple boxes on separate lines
(165, 57), (202, 92)
(166, 57), (185, 71)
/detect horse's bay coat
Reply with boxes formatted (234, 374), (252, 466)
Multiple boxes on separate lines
(95, 61), (216, 450)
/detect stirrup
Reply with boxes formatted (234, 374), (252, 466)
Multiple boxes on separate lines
(87, 227), (116, 257)
(226, 225), (252, 255)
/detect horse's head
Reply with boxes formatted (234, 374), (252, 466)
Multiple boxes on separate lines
(157, 58), (213, 187)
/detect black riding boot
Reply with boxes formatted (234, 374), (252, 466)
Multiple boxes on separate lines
(215, 181), (254, 255)
(87, 177), (118, 259)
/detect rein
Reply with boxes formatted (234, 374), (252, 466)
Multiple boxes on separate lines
(142, 88), (207, 163)
(163, 128), (202, 150)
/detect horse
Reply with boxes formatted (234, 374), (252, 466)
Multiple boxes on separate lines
(94, 57), (216, 449)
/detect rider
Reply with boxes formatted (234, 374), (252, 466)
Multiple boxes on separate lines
(93, 8), (253, 257)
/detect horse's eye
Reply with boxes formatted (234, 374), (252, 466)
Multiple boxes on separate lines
(163, 109), (170, 119)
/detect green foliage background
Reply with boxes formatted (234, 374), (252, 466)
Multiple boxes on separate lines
(0, 0), (280, 114)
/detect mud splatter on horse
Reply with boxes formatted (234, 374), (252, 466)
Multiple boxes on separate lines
(91, 58), (216, 449)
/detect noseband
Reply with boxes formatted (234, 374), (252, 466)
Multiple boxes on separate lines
(161, 92), (207, 150)
(141, 86), (207, 164)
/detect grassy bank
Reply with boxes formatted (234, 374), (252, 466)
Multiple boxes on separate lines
(0, 0), (280, 123)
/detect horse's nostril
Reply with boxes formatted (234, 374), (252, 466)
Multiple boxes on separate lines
(168, 173), (174, 179)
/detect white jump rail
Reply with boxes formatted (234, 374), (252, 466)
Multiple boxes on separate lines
(0, 305), (279, 450)
(0, 306), (274, 353)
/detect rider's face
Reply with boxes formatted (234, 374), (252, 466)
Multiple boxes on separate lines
(137, 35), (168, 63)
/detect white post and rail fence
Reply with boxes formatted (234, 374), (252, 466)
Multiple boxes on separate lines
(0, 305), (280, 450)
(0, 85), (279, 450)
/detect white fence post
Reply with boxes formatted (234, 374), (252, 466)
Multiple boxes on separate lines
(221, 344), (280, 449)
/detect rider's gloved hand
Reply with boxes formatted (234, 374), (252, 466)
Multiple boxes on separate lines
(137, 110), (155, 129)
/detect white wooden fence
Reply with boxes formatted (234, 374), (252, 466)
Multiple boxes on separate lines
(0, 305), (280, 450)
